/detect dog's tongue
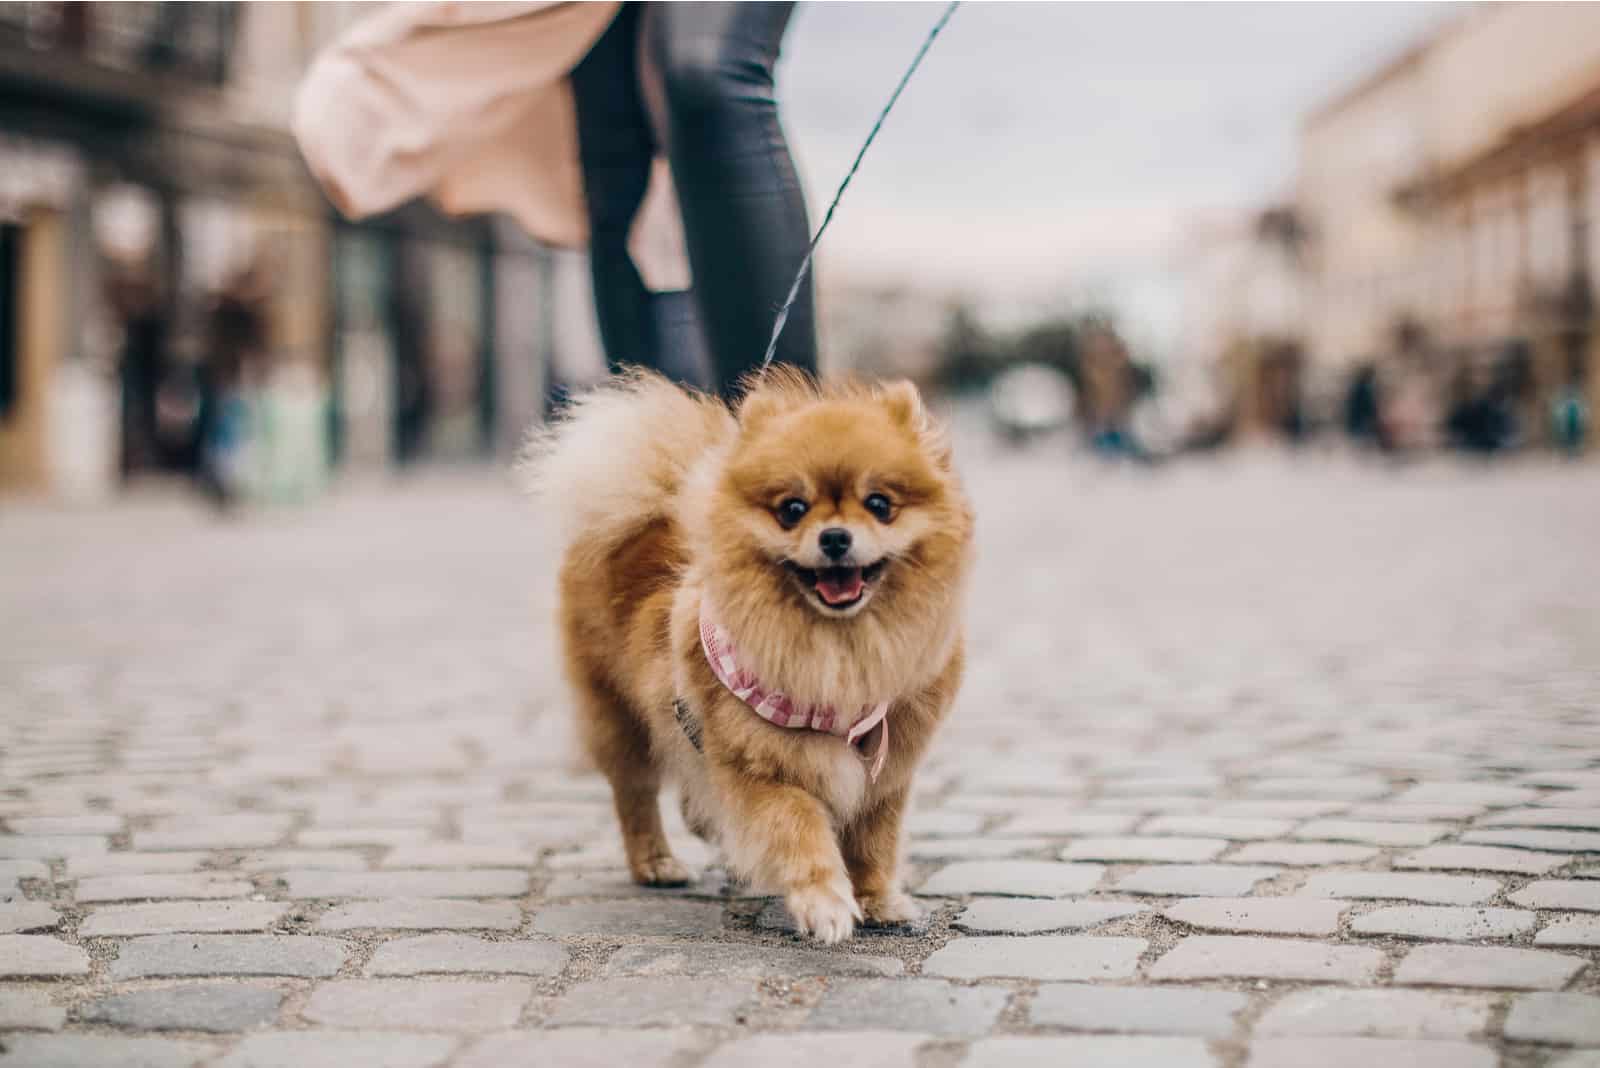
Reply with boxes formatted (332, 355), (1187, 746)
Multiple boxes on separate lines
(815, 567), (864, 605)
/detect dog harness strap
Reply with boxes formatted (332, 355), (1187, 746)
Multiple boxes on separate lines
(698, 599), (891, 782)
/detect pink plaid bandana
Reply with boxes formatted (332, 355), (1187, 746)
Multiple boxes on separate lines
(698, 601), (890, 782)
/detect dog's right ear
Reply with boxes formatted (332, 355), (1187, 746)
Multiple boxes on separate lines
(735, 365), (815, 433)
(736, 387), (788, 433)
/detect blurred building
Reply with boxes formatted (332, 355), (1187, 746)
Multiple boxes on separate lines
(1298, 3), (1600, 447)
(0, 2), (598, 499)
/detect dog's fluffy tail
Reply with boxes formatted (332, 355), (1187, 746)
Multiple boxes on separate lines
(519, 370), (732, 551)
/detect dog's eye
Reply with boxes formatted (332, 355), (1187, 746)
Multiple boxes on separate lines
(864, 493), (893, 523)
(776, 498), (809, 529)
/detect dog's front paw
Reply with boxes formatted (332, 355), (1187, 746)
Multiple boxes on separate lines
(786, 880), (862, 944)
(860, 889), (921, 927)
(630, 853), (692, 887)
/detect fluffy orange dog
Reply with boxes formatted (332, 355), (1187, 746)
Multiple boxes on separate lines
(529, 368), (973, 943)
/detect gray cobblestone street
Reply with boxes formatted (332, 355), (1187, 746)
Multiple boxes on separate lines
(3, 443), (1599, 1067)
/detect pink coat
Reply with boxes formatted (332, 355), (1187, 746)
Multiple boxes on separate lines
(293, 0), (689, 285)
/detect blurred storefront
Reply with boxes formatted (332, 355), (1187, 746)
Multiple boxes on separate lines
(0, 2), (573, 501)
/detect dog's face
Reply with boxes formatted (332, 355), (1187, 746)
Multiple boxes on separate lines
(712, 377), (970, 621)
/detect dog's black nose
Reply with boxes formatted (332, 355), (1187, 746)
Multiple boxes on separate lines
(819, 528), (852, 560)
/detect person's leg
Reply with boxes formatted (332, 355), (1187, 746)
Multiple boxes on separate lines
(571, 4), (656, 375)
(641, 2), (816, 396)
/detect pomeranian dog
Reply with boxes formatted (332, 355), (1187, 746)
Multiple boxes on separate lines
(527, 368), (972, 943)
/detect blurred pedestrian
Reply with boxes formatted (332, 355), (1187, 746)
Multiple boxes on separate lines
(198, 257), (272, 508)
(294, 2), (816, 399)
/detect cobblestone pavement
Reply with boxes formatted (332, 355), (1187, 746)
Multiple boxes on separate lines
(3, 445), (1599, 1068)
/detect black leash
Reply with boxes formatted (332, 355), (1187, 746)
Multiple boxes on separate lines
(759, 1), (961, 369)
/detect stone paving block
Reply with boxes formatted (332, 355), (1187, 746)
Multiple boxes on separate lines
(1113, 864), (1280, 897)
(0, 984), (66, 1030)
(1204, 800), (1347, 819)
(963, 1035), (1218, 1068)
(1061, 837), (1227, 863)
(1550, 1054), (1600, 1068)
(316, 899), (520, 931)
(1537, 915), (1600, 947)
(235, 850), (368, 872)
(546, 976), (754, 1027)
(1396, 783), (1539, 807)
(1226, 842), (1380, 866)
(805, 978), (1006, 1035)
(1343, 802), (1486, 822)
(542, 868), (740, 900)
(82, 983), (285, 1032)
(295, 828), (432, 849)
(1511, 881), (1600, 911)
(64, 853), (210, 877)
(1150, 936), (1382, 983)
(1293, 820), (1449, 847)
(908, 836), (1050, 860)
(7, 814), (122, 835)
(604, 942), (904, 978)
(366, 934), (568, 976)
(380, 845), (530, 869)
(75, 873), (253, 902)
(906, 810), (984, 836)
(0, 935), (89, 977)
(994, 810), (1140, 836)
(1142, 816), (1296, 841)
(702, 1032), (927, 1068)
(133, 828), (283, 852)
(1165, 897), (1346, 935)
(1350, 905), (1535, 941)
(455, 1029), (702, 1068)
(1029, 984), (1247, 1036)
(1394, 945), (1587, 990)
(0, 1035), (214, 1068)
(1503, 992), (1600, 1045)
(531, 899), (722, 937)
(302, 979), (531, 1031)
(917, 860), (1104, 897)
(80, 901), (288, 936)
(1394, 844), (1571, 875)
(1245, 1038), (1495, 1068)
(1255, 987), (1492, 1039)
(0, 901), (59, 932)
(1298, 872), (1500, 904)
(1245, 778), (1388, 800)
(110, 935), (348, 979)
(1479, 807), (1600, 829)
(0, 835), (108, 859)
(1463, 828), (1600, 852)
(216, 1032), (457, 1068)
(953, 899), (1148, 934)
(0, 859), (49, 883)
(922, 935), (1145, 981)
(282, 869), (527, 899)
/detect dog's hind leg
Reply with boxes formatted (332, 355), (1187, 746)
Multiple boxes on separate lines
(573, 675), (690, 887)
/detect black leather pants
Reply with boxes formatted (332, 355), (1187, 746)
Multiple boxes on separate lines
(571, 2), (815, 396)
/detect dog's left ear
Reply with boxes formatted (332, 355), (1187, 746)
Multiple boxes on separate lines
(880, 379), (954, 469)
(879, 379), (928, 431)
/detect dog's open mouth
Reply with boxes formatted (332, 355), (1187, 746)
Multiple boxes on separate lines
(784, 560), (888, 609)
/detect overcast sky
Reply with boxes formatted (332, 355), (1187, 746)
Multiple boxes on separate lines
(780, 2), (1455, 345)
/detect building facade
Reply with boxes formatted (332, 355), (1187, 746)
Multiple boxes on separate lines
(1298, 3), (1600, 446)
(0, 1), (601, 499)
